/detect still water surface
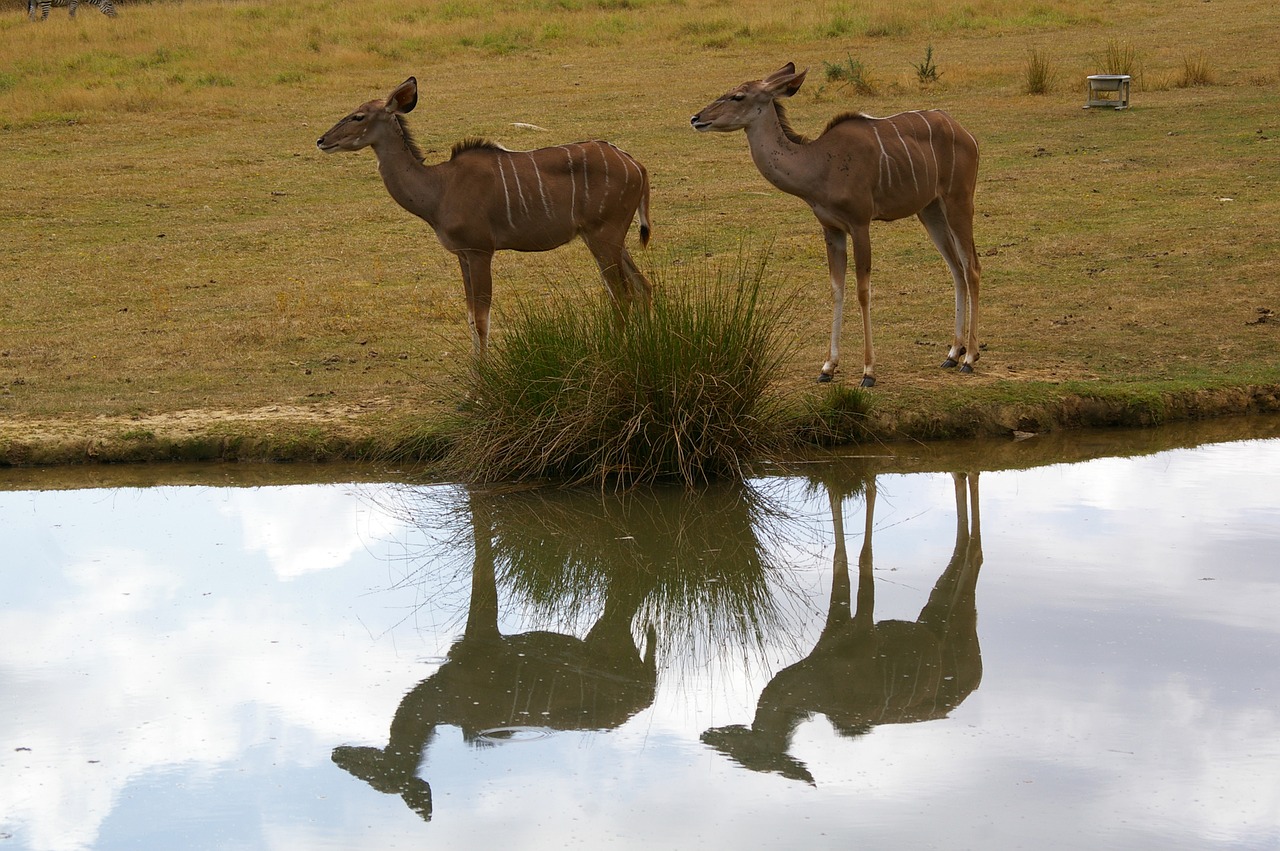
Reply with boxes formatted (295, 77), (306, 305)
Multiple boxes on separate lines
(2, 421), (1279, 850)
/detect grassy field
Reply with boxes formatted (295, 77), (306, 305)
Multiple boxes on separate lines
(1, 0), (1278, 465)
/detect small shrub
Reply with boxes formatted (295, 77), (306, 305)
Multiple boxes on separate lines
(912, 45), (941, 85)
(823, 53), (876, 96)
(443, 253), (797, 488)
(1024, 48), (1054, 94)
(791, 385), (875, 446)
(1176, 52), (1215, 87)
(1100, 38), (1140, 79)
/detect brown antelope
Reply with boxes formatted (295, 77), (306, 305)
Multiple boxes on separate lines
(702, 472), (983, 782)
(317, 77), (653, 356)
(333, 492), (658, 821)
(691, 63), (982, 386)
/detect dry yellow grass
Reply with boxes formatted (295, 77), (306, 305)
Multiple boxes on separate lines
(1, 0), (1278, 462)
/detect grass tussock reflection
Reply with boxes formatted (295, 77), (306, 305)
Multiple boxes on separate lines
(336, 478), (814, 820)
(483, 482), (799, 665)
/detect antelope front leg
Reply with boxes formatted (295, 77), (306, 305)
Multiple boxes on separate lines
(849, 225), (876, 387)
(457, 250), (494, 357)
(820, 226), (848, 383)
(943, 264), (980, 373)
(961, 259), (981, 373)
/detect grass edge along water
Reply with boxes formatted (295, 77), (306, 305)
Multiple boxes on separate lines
(441, 251), (871, 488)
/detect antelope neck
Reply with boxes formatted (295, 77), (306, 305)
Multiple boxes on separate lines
(742, 110), (816, 199)
(371, 131), (443, 226)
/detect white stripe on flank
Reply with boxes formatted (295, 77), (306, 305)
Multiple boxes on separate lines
(563, 146), (578, 222)
(920, 112), (939, 189)
(892, 121), (919, 193)
(508, 154), (530, 217)
(617, 148), (637, 200)
(872, 125), (891, 191)
(529, 153), (552, 218)
(944, 113), (958, 194)
(578, 144), (590, 211)
(497, 157), (515, 227)
(598, 144), (611, 215)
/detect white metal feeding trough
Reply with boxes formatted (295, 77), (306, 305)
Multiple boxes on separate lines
(1085, 74), (1131, 109)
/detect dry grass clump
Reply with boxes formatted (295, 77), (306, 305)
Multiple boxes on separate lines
(1024, 48), (1055, 94)
(442, 255), (797, 488)
(1092, 37), (1143, 89)
(1175, 52), (1215, 88)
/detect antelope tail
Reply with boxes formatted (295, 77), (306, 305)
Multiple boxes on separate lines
(638, 166), (652, 247)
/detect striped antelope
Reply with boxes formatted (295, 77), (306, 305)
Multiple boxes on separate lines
(702, 471), (983, 782)
(317, 77), (652, 357)
(691, 63), (981, 386)
(28, 0), (117, 20)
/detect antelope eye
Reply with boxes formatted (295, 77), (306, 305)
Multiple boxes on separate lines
(730, 93), (746, 102)
(351, 113), (366, 122)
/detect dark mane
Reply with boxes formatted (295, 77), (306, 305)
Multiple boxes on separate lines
(821, 111), (871, 135)
(776, 102), (872, 142)
(773, 101), (809, 144)
(394, 114), (427, 163)
(450, 137), (505, 159)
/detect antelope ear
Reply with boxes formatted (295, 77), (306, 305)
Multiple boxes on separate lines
(386, 77), (418, 114)
(765, 65), (807, 98)
(784, 68), (808, 96)
(765, 62), (797, 82)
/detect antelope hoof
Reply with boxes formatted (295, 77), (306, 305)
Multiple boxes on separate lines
(817, 372), (834, 383)
(942, 358), (959, 369)
(960, 363), (974, 374)
(859, 375), (876, 388)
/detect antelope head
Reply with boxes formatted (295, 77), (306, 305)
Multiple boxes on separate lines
(317, 77), (419, 153)
(690, 63), (807, 132)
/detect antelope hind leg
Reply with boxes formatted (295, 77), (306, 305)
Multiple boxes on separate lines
(918, 202), (978, 373)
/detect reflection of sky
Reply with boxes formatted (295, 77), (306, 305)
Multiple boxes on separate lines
(1, 438), (1278, 850)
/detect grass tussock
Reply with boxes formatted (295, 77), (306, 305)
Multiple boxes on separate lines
(1024, 48), (1054, 94)
(793, 385), (876, 447)
(823, 53), (877, 95)
(1176, 52), (1215, 87)
(442, 254), (797, 489)
(1099, 38), (1141, 82)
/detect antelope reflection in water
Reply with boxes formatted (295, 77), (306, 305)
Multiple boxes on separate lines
(335, 485), (784, 820)
(702, 472), (984, 783)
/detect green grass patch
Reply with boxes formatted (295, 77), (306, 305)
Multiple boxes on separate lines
(442, 254), (797, 488)
(823, 53), (877, 95)
(912, 44), (941, 85)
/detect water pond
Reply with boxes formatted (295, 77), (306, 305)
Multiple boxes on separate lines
(2, 418), (1279, 850)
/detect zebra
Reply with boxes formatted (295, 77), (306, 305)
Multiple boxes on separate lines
(28, 0), (118, 20)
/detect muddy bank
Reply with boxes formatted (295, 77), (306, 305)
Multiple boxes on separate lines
(2, 384), (1279, 470)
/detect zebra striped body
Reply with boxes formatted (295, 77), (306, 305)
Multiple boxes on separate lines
(28, 0), (117, 21)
